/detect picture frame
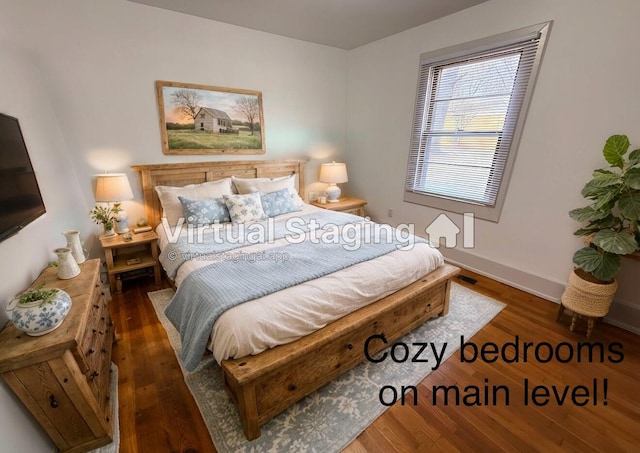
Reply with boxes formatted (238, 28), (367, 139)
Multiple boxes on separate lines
(155, 80), (265, 155)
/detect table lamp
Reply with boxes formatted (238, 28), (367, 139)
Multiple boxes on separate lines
(319, 161), (348, 203)
(95, 173), (134, 233)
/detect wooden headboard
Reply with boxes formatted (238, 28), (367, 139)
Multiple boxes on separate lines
(131, 159), (307, 228)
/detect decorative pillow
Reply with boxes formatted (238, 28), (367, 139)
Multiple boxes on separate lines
(155, 178), (233, 226)
(231, 175), (304, 207)
(261, 188), (301, 218)
(223, 193), (267, 224)
(178, 196), (231, 226)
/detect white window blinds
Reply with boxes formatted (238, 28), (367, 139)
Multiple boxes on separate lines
(405, 22), (551, 221)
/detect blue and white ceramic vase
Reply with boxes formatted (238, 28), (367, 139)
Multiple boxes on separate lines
(5, 289), (72, 336)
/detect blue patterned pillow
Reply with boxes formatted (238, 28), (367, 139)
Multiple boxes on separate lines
(223, 192), (267, 224)
(178, 196), (231, 226)
(261, 188), (301, 217)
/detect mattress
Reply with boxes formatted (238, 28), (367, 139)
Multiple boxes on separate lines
(157, 204), (444, 363)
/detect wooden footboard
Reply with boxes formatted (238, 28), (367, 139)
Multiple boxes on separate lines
(221, 263), (460, 440)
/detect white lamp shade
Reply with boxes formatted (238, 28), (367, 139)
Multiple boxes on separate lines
(319, 162), (348, 184)
(95, 173), (134, 202)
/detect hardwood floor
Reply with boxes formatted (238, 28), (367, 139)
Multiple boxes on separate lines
(110, 268), (640, 452)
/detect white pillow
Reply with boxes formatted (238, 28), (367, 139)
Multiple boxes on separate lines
(232, 175), (303, 207)
(223, 193), (267, 224)
(155, 178), (233, 226)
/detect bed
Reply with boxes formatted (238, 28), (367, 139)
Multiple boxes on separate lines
(132, 160), (460, 440)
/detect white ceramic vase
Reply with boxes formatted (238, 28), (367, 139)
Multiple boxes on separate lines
(55, 247), (80, 279)
(5, 289), (72, 336)
(63, 230), (86, 264)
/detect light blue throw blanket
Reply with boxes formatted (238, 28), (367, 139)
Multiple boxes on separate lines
(165, 220), (421, 371)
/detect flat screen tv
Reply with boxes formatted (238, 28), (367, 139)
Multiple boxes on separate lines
(0, 113), (46, 243)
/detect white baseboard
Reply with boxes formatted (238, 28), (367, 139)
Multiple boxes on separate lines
(441, 248), (640, 335)
(605, 298), (640, 335)
(441, 248), (566, 303)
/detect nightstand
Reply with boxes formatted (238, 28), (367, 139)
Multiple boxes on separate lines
(99, 230), (161, 294)
(310, 197), (367, 216)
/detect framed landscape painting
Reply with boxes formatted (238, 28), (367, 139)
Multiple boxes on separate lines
(156, 80), (265, 155)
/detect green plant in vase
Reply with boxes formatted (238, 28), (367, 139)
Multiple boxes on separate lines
(17, 284), (59, 306)
(90, 203), (122, 237)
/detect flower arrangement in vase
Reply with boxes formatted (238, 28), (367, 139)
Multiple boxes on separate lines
(90, 203), (122, 237)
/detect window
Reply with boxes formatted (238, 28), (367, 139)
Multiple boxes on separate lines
(200, 113), (205, 119)
(405, 22), (551, 222)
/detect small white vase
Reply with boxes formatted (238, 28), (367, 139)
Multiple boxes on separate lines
(63, 230), (86, 264)
(55, 247), (80, 279)
(5, 289), (72, 336)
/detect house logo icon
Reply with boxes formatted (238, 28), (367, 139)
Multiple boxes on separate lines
(424, 213), (475, 248)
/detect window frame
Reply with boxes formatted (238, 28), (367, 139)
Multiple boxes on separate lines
(404, 22), (552, 222)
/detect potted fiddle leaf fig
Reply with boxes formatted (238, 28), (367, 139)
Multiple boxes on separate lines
(562, 134), (640, 317)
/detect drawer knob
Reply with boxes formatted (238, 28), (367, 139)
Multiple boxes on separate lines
(101, 348), (107, 353)
(93, 329), (97, 334)
(49, 394), (59, 408)
(88, 348), (95, 355)
(93, 304), (99, 309)
(347, 343), (354, 350)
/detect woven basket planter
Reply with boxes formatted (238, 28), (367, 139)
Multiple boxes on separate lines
(561, 269), (618, 317)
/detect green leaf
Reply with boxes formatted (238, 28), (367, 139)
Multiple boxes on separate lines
(581, 176), (621, 198)
(592, 188), (620, 211)
(574, 216), (622, 236)
(624, 167), (640, 189)
(593, 230), (638, 254)
(629, 149), (640, 167)
(573, 247), (621, 282)
(588, 172), (621, 187)
(572, 216), (619, 236)
(590, 215), (620, 229)
(569, 206), (610, 222)
(619, 192), (640, 220)
(603, 134), (629, 169)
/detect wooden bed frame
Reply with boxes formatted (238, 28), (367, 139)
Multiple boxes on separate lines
(132, 160), (460, 440)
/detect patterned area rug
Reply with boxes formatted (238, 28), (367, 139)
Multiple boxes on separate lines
(148, 282), (505, 453)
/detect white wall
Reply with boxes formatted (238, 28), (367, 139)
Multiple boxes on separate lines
(0, 0), (346, 449)
(346, 0), (640, 311)
(0, 46), (95, 453)
(0, 0), (348, 230)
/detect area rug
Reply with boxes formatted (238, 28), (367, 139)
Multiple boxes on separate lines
(148, 282), (505, 453)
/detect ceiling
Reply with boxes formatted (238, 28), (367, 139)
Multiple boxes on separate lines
(128, 0), (488, 50)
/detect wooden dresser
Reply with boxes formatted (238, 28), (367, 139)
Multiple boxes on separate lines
(0, 259), (115, 452)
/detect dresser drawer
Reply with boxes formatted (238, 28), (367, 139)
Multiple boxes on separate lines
(82, 301), (112, 386)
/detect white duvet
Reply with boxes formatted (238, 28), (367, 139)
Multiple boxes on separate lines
(157, 204), (444, 363)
